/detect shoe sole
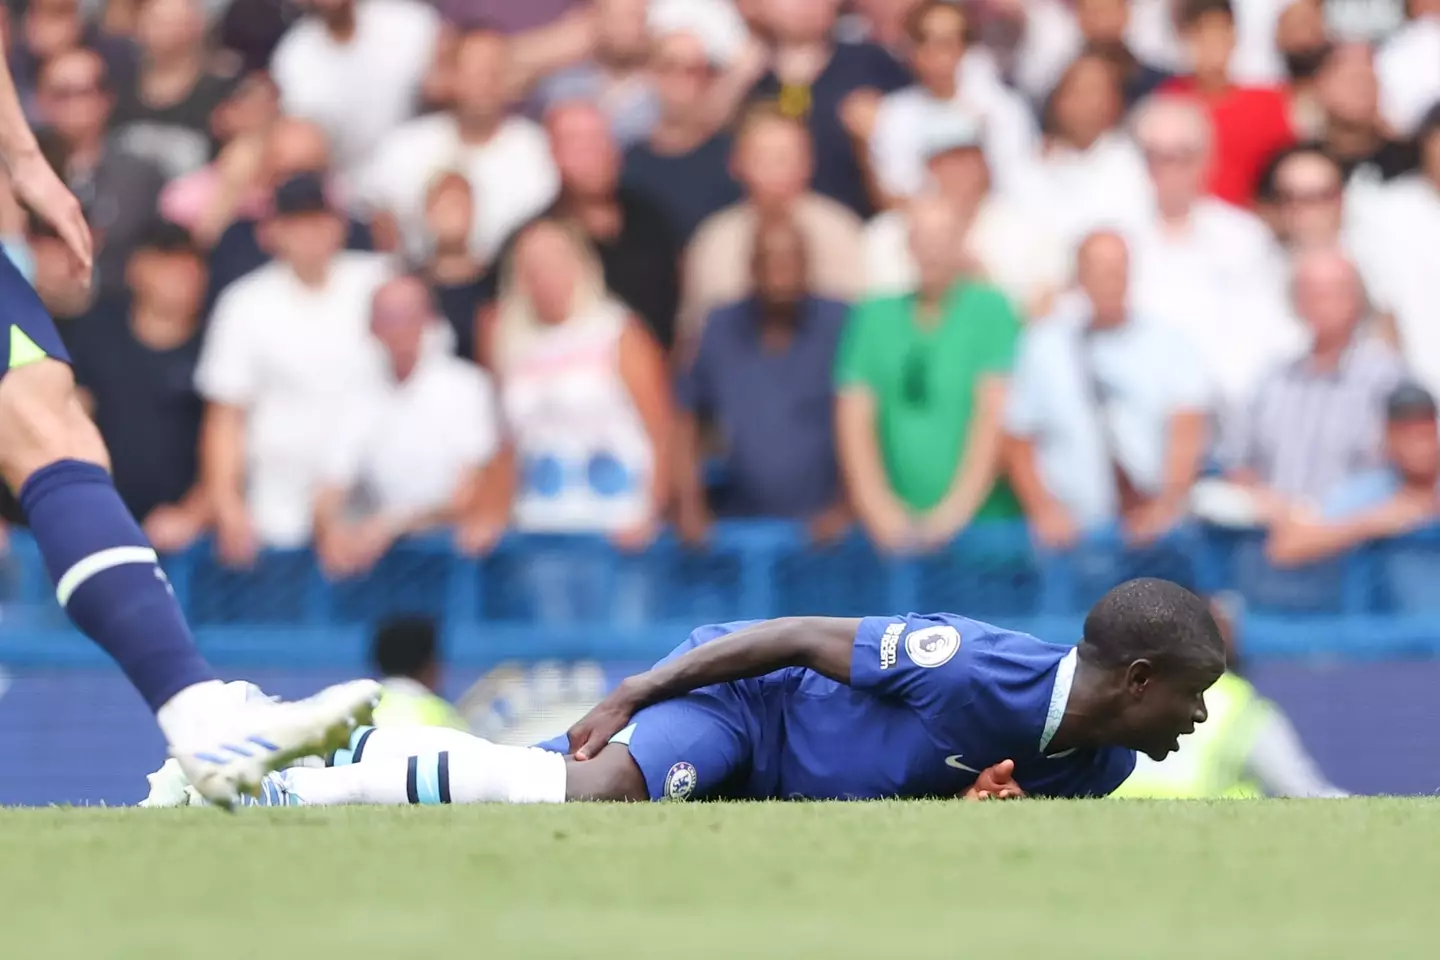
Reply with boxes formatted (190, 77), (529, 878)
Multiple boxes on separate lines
(196, 685), (380, 811)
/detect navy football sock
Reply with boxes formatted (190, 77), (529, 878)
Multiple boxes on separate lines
(18, 459), (216, 712)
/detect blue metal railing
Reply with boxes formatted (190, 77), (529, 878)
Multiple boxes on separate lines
(4, 520), (1440, 667)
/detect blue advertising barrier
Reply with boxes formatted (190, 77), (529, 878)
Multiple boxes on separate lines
(0, 521), (1437, 804)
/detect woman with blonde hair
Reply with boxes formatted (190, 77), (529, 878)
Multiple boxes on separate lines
(480, 218), (673, 589)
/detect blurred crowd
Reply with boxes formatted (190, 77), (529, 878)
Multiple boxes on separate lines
(4, 0), (1440, 580)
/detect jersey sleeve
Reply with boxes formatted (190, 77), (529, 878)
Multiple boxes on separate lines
(1017, 747), (1136, 798)
(849, 614), (975, 723)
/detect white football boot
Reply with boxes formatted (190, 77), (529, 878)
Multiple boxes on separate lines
(169, 679), (382, 810)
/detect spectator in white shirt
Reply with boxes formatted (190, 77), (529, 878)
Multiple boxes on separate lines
(314, 275), (503, 579)
(867, 0), (1038, 203)
(1376, 0), (1440, 138)
(1013, 51), (1151, 249)
(1366, 105), (1440, 399)
(359, 27), (558, 265)
(1124, 95), (1301, 415)
(865, 110), (1067, 318)
(197, 173), (393, 562)
(271, 0), (441, 178)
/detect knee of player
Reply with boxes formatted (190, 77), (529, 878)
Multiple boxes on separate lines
(563, 745), (649, 802)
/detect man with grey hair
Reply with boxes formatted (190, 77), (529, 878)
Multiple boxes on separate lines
(1123, 94), (1299, 415)
(1218, 246), (1405, 521)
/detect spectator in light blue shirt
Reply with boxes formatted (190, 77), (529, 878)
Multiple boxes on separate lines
(1269, 382), (1440, 566)
(1005, 230), (1212, 549)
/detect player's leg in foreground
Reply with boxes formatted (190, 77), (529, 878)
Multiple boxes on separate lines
(237, 696), (746, 806)
(0, 267), (379, 807)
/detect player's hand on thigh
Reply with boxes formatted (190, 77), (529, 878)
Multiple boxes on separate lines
(567, 685), (641, 761)
(961, 759), (1026, 801)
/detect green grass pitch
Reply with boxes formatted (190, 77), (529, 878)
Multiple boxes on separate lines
(0, 800), (1434, 958)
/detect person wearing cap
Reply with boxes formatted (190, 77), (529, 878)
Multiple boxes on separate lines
(863, 107), (1066, 319)
(1268, 381), (1440, 568)
(64, 219), (211, 554)
(195, 171), (393, 564)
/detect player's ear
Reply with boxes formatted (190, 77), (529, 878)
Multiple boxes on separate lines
(1124, 659), (1155, 698)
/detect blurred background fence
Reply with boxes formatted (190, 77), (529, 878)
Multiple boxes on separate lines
(3, 521), (1440, 804)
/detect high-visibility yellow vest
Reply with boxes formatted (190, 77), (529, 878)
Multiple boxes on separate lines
(372, 681), (468, 731)
(1112, 672), (1268, 799)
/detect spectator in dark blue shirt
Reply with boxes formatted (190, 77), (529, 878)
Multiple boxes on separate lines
(418, 170), (495, 363)
(749, 0), (911, 218)
(675, 214), (849, 542)
(622, 29), (742, 245)
(66, 221), (210, 553)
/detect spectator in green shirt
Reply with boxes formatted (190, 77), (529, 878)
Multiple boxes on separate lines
(835, 193), (1021, 554)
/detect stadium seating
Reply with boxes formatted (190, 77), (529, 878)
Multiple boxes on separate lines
(4, 521), (1440, 667)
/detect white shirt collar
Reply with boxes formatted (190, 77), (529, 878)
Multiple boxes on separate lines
(1039, 647), (1078, 755)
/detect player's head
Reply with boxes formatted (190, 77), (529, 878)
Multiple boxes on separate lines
(1078, 578), (1226, 760)
(371, 616), (442, 691)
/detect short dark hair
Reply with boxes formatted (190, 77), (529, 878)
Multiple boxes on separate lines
(1178, 0), (1234, 29)
(1079, 578), (1224, 673)
(134, 218), (200, 258)
(904, 0), (970, 46)
(371, 616), (440, 679)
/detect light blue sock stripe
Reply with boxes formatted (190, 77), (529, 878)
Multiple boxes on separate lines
(330, 748), (354, 767)
(416, 755), (442, 805)
(350, 726), (374, 751)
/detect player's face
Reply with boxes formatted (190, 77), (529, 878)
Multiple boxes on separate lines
(1124, 660), (1221, 761)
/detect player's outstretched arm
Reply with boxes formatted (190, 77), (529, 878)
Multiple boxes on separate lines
(0, 56), (93, 275)
(568, 617), (861, 759)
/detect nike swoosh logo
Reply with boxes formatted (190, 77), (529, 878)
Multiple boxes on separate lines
(945, 755), (981, 773)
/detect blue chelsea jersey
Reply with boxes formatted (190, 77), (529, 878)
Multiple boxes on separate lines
(729, 613), (1136, 799)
